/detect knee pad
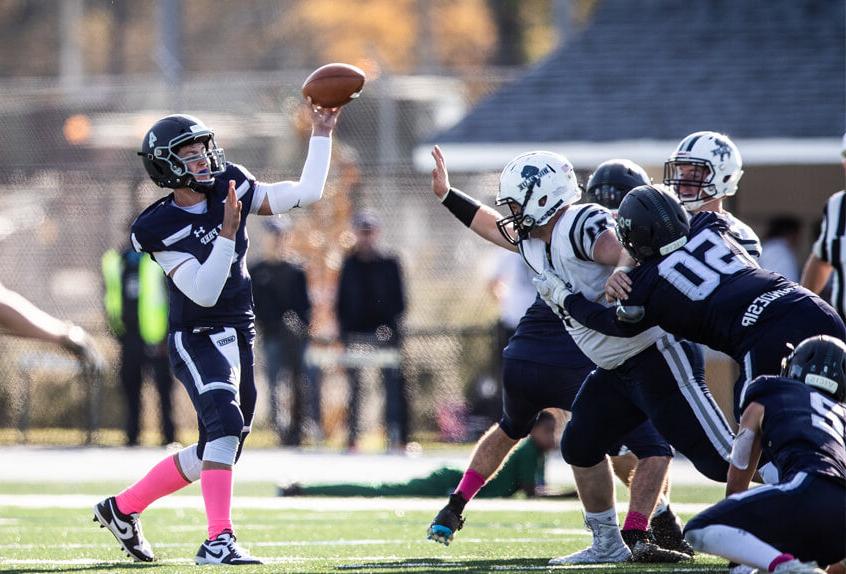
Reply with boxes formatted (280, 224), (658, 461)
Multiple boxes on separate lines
(203, 435), (240, 466)
(213, 395), (246, 439)
(177, 443), (203, 482)
(561, 426), (606, 468)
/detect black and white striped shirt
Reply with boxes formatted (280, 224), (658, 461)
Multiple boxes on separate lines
(812, 190), (846, 318)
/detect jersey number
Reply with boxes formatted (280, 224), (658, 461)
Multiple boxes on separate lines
(811, 392), (846, 448)
(657, 229), (751, 301)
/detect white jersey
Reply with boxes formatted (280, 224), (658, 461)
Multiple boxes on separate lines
(520, 203), (664, 369)
(722, 210), (761, 260)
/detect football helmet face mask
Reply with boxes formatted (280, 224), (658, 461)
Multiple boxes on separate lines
(616, 185), (690, 262)
(586, 159), (651, 213)
(495, 151), (580, 245)
(138, 114), (226, 192)
(663, 131), (743, 211)
(781, 335), (846, 402)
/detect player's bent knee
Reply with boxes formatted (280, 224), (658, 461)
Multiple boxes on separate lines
(209, 392), (246, 439)
(203, 435), (240, 466)
(498, 419), (530, 441)
(561, 429), (606, 468)
(692, 457), (730, 483)
(682, 526), (706, 552)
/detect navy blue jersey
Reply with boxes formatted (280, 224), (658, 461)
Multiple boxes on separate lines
(503, 295), (592, 368)
(744, 376), (846, 485)
(564, 212), (827, 361)
(131, 163), (257, 332)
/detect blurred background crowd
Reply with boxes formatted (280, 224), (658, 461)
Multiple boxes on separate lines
(0, 0), (842, 451)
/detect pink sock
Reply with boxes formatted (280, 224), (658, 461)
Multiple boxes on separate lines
(115, 455), (190, 515)
(455, 469), (486, 501)
(622, 511), (649, 532)
(769, 553), (795, 572)
(201, 469), (233, 540)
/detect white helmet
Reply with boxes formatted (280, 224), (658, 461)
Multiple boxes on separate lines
(663, 131), (743, 211)
(496, 151), (580, 245)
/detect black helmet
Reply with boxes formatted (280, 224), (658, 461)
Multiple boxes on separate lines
(781, 335), (846, 402)
(138, 114), (225, 191)
(586, 159), (651, 211)
(616, 185), (690, 262)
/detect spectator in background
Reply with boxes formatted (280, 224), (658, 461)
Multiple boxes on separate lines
(801, 132), (846, 318)
(758, 215), (802, 282)
(102, 246), (175, 446)
(250, 216), (313, 446)
(336, 211), (407, 451)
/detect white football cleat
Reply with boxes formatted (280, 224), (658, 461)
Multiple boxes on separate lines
(195, 531), (262, 565)
(548, 516), (632, 565)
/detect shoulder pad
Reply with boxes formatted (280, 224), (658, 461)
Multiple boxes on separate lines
(742, 375), (787, 409)
(130, 196), (197, 253)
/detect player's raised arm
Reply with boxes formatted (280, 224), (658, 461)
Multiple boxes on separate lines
(254, 106), (341, 216)
(431, 146), (518, 252)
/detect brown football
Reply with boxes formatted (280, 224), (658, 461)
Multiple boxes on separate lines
(302, 63), (366, 108)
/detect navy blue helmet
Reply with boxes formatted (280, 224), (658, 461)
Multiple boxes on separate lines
(138, 114), (225, 191)
(616, 185), (690, 262)
(586, 159), (650, 211)
(781, 335), (846, 402)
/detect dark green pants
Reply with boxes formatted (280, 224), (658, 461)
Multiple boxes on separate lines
(298, 468), (462, 497)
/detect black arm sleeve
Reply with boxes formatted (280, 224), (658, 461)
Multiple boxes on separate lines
(563, 293), (654, 337)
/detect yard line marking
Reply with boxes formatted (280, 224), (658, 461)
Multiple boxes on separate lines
(0, 494), (712, 514)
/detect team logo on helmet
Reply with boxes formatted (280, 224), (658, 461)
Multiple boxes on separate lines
(711, 138), (732, 161)
(148, 131), (157, 148)
(518, 164), (555, 191)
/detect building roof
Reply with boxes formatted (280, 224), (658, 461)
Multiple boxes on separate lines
(416, 0), (845, 171)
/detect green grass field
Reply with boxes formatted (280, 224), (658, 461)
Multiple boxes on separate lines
(0, 482), (730, 574)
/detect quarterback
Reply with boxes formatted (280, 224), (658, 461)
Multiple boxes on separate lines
(93, 105), (340, 565)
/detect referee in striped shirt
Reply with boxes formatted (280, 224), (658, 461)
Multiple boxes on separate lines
(801, 133), (846, 318)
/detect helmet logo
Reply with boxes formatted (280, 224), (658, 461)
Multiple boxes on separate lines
(518, 164), (555, 191)
(711, 138), (732, 161)
(148, 131), (157, 148)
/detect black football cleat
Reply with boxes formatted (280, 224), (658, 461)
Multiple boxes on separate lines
(651, 507), (695, 556)
(92, 496), (155, 562)
(621, 528), (693, 563)
(427, 493), (466, 546)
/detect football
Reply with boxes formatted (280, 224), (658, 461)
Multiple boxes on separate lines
(301, 63), (366, 108)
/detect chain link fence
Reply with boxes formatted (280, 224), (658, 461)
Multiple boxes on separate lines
(0, 71), (521, 447)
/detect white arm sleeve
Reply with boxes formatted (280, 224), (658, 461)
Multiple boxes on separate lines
(156, 237), (236, 308)
(251, 135), (332, 214)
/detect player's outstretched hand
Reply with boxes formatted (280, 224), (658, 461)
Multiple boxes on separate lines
(427, 494), (466, 546)
(605, 269), (632, 302)
(221, 180), (242, 240)
(309, 103), (341, 137)
(431, 145), (450, 200)
(60, 324), (104, 374)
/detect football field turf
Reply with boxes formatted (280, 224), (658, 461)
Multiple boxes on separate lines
(0, 482), (729, 573)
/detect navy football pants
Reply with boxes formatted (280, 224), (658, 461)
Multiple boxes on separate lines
(685, 473), (846, 568)
(562, 335), (734, 482)
(499, 358), (673, 459)
(168, 326), (257, 462)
